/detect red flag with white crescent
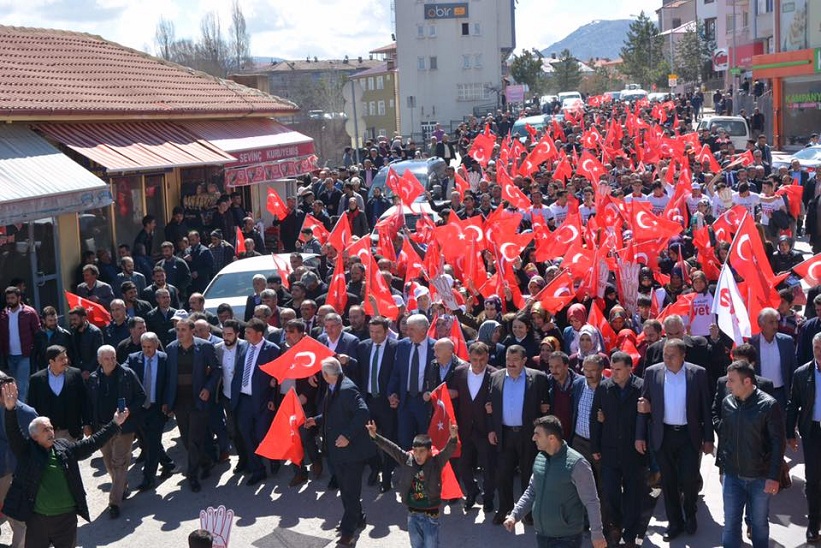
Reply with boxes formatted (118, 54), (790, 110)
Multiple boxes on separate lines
(260, 335), (336, 382)
(255, 388), (305, 464)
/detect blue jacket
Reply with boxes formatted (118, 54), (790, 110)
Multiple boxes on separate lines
(229, 339), (280, 414)
(387, 337), (435, 403)
(166, 337), (220, 411)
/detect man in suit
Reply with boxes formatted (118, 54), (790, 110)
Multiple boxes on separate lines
(127, 332), (175, 491)
(166, 318), (221, 492)
(114, 256), (146, 298)
(184, 231), (215, 295)
(318, 313), (360, 379)
(215, 319), (248, 474)
(243, 275), (268, 323)
(306, 357), (374, 546)
(786, 331), (821, 543)
(231, 318), (279, 486)
(590, 352), (647, 548)
(642, 315), (714, 375)
(424, 338), (463, 397)
(636, 339), (713, 540)
(388, 314), (436, 450)
(487, 344), (550, 525)
(750, 307), (796, 413)
(357, 316), (398, 492)
(145, 288), (177, 348)
(28, 345), (90, 442)
(75, 264), (114, 310)
(454, 342), (497, 512)
(31, 306), (71, 372)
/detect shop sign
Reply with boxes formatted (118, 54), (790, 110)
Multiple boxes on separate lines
(785, 91), (821, 110)
(225, 155), (319, 187)
(423, 3), (468, 19)
(713, 49), (729, 71)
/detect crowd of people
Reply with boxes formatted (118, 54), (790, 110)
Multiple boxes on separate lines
(1, 91), (820, 548)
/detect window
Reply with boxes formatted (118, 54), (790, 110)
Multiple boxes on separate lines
(672, 17), (681, 29)
(742, 11), (748, 29)
(389, 99), (395, 108)
(473, 23), (482, 35)
(378, 101), (386, 116)
(461, 23), (470, 36)
(757, 0), (773, 13)
(429, 56), (438, 70)
(417, 25), (424, 38)
(417, 57), (426, 70)
(474, 54), (483, 68)
(428, 24), (437, 37)
(704, 18), (716, 42)
(456, 83), (490, 101)
(367, 77), (375, 91)
(462, 55), (471, 69)
(369, 101), (376, 116)
(376, 76), (384, 90)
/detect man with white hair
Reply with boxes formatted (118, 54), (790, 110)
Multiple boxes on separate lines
(305, 358), (374, 546)
(86, 345), (145, 518)
(750, 307), (796, 413)
(388, 314), (436, 449)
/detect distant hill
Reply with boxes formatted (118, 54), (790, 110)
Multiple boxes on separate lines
(540, 19), (632, 62)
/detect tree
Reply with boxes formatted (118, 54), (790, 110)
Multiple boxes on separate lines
(620, 11), (666, 89)
(229, 0), (252, 73)
(198, 12), (229, 77)
(675, 20), (715, 85)
(154, 17), (175, 60)
(580, 65), (623, 95)
(552, 49), (582, 92)
(509, 49), (545, 94)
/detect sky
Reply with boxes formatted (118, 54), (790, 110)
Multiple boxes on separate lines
(0, 0), (662, 60)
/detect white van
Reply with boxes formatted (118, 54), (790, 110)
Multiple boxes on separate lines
(557, 91), (582, 103)
(697, 116), (751, 150)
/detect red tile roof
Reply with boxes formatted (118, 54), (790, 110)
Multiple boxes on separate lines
(0, 25), (299, 118)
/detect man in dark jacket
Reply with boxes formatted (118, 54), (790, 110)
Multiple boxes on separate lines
(31, 306), (71, 373)
(157, 241), (191, 298)
(184, 231), (215, 295)
(307, 358), (375, 546)
(28, 345), (90, 442)
(87, 345), (146, 518)
(2, 380), (127, 548)
(719, 360), (785, 547)
(67, 306), (104, 381)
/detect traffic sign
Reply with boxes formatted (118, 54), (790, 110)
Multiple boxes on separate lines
(668, 74), (678, 87)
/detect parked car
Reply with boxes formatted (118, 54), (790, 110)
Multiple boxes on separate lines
(771, 145), (821, 177)
(603, 90), (621, 102)
(370, 202), (442, 244)
(696, 116), (751, 150)
(367, 158), (448, 203)
(202, 253), (319, 314)
(557, 91), (582, 103)
(619, 89), (648, 103)
(510, 114), (564, 140)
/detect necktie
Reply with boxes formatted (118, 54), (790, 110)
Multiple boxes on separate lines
(409, 343), (421, 397)
(371, 344), (381, 396)
(143, 357), (152, 408)
(243, 344), (257, 389)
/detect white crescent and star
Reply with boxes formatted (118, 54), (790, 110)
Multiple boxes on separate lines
(807, 260), (821, 282)
(736, 234), (752, 262)
(635, 211), (654, 230)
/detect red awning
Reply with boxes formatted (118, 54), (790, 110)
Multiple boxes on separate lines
(35, 121), (236, 173)
(181, 118), (317, 187)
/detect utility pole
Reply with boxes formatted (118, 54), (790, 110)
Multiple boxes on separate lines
(731, 0), (737, 115)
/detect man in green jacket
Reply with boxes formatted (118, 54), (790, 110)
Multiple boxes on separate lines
(366, 419), (458, 548)
(503, 415), (606, 548)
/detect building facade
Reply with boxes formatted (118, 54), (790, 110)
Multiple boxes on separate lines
(395, 1), (516, 140)
(350, 44), (400, 142)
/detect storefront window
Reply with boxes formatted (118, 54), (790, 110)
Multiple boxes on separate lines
(79, 206), (113, 256)
(1, 219), (61, 312)
(782, 77), (821, 148)
(112, 176), (144, 254)
(180, 166), (225, 230)
(145, 175), (166, 242)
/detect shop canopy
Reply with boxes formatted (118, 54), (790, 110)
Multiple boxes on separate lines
(181, 118), (317, 187)
(35, 121), (236, 173)
(0, 125), (112, 225)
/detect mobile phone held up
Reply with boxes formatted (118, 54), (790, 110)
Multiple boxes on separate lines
(117, 397), (126, 413)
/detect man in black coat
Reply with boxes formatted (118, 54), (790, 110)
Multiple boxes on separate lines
(28, 345), (90, 442)
(31, 306), (71, 372)
(306, 357), (374, 546)
(272, 196), (305, 252)
(67, 306), (104, 381)
(157, 241), (191, 298)
(2, 381), (127, 547)
(184, 231), (215, 295)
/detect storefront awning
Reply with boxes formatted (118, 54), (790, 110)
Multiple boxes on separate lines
(181, 118), (317, 187)
(35, 121), (236, 173)
(0, 125), (112, 225)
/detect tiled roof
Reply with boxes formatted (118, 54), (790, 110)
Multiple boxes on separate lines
(0, 25), (299, 118)
(240, 58), (382, 74)
(351, 63), (394, 78)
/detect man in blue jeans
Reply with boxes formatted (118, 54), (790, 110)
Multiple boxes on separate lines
(366, 419), (457, 547)
(719, 360), (785, 547)
(0, 287), (41, 402)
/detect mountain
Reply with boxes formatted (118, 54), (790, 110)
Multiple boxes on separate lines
(540, 19), (633, 62)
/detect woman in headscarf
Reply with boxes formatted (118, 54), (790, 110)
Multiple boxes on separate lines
(530, 303), (562, 342)
(568, 325), (610, 372)
(562, 303), (588, 354)
(608, 306), (631, 335)
(501, 313), (540, 362)
(534, 336), (562, 373)
(474, 319), (506, 368)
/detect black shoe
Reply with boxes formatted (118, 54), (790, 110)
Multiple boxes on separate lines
(663, 527), (683, 541)
(201, 464), (214, 479)
(247, 472), (266, 486)
(189, 479), (201, 493)
(327, 476), (339, 490)
(807, 528), (821, 543)
(135, 452), (146, 463)
(122, 486), (131, 500)
(233, 462), (248, 474)
(355, 513), (367, 531)
(492, 512), (506, 525)
(367, 469), (379, 486)
(685, 516), (698, 535)
(482, 501), (495, 513)
(160, 462), (176, 478)
(379, 483), (391, 494)
(136, 480), (155, 492)
(289, 472), (308, 487)
(108, 505), (120, 519)
(269, 461), (281, 475)
(464, 491), (478, 509)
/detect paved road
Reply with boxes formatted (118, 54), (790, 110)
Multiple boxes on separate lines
(0, 420), (811, 548)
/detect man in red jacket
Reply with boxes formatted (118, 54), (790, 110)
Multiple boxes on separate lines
(0, 287), (41, 402)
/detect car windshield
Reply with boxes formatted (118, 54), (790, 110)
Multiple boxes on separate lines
(204, 270), (278, 300)
(793, 148), (821, 161)
(711, 120), (747, 136)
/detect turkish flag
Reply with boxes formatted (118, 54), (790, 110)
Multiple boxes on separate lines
(429, 383), (461, 461)
(695, 144), (721, 173)
(449, 319), (470, 361)
(562, 240), (594, 280)
(385, 168), (424, 207)
(619, 336), (642, 370)
(551, 116), (565, 140)
(64, 291), (111, 328)
(588, 301), (617, 352)
(325, 252), (348, 312)
(539, 211), (583, 260)
(270, 253), (292, 290)
(496, 231), (533, 263)
(468, 129), (496, 167)
(663, 185), (690, 228)
(299, 214), (330, 244)
(728, 212), (781, 325)
(712, 205), (747, 242)
(235, 227), (246, 254)
(792, 252), (821, 286)
(328, 213), (352, 251)
(345, 236), (372, 265)
(266, 188), (290, 219)
(577, 150), (606, 182)
(553, 150), (572, 182)
(255, 388), (305, 464)
(364, 256), (400, 320)
(496, 166), (531, 209)
(776, 184), (803, 221)
(533, 269), (576, 314)
(656, 293), (696, 325)
(434, 216), (473, 261)
(520, 133), (559, 176)
(581, 127), (603, 150)
(400, 237), (426, 282)
(630, 202), (683, 241)
(692, 228), (722, 281)
(711, 262), (752, 345)
(454, 169), (470, 200)
(260, 335), (335, 382)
